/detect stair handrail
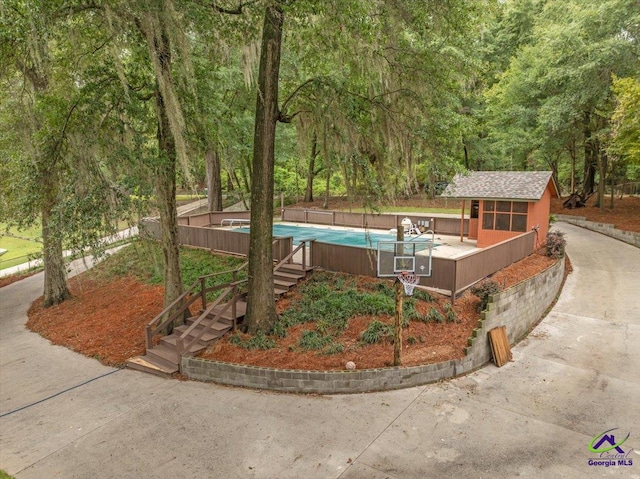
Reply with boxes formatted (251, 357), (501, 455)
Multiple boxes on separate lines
(198, 261), (248, 311)
(145, 261), (248, 349)
(273, 238), (315, 272)
(176, 280), (246, 357)
(145, 281), (201, 349)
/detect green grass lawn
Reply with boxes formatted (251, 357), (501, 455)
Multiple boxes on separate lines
(0, 223), (42, 269)
(0, 468), (15, 479)
(93, 240), (247, 288)
(176, 193), (206, 201)
(344, 206), (460, 214)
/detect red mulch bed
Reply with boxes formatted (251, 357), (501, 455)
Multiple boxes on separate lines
(550, 195), (640, 233)
(25, 248), (557, 370)
(198, 251), (556, 370)
(27, 275), (164, 367)
(0, 270), (39, 288)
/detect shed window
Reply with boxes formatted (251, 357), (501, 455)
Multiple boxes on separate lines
(482, 201), (528, 232)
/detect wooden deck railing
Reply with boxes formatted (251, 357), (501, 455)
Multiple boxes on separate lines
(145, 262), (248, 349)
(273, 238), (314, 271)
(176, 279), (246, 357)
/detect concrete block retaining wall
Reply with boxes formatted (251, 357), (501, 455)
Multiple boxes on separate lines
(556, 215), (640, 248)
(182, 258), (565, 393)
(463, 257), (565, 366)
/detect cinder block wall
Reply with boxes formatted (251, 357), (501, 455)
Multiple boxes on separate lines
(182, 258), (565, 393)
(463, 257), (565, 366)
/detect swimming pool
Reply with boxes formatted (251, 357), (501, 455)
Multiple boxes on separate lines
(237, 223), (432, 249)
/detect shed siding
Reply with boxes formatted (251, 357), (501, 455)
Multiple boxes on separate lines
(527, 183), (553, 246)
(476, 200), (528, 248)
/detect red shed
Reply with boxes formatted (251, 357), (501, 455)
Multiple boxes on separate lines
(443, 171), (559, 248)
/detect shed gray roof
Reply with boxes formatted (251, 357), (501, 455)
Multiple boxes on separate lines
(442, 171), (558, 201)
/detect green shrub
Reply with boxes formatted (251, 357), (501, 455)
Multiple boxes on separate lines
(298, 330), (333, 350)
(277, 282), (396, 335)
(426, 306), (444, 323)
(361, 320), (392, 344)
(546, 230), (566, 258)
(413, 289), (434, 302)
(322, 343), (345, 355)
(229, 330), (276, 350)
(271, 321), (288, 338)
(402, 299), (420, 323)
(470, 279), (501, 312)
(444, 302), (457, 323)
(297, 330), (344, 355)
(374, 281), (395, 295)
(359, 293), (395, 315)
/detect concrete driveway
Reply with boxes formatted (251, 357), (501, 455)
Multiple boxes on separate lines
(1, 222), (639, 479)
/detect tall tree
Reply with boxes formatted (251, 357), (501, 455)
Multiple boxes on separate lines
(245, 1), (284, 333)
(0, 1), (128, 306)
(483, 0), (640, 203)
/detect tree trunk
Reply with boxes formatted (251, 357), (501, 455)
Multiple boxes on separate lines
(596, 148), (607, 211)
(205, 147), (223, 211)
(152, 27), (184, 309)
(323, 155), (331, 209)
(155, 154), (183, 308)
(610, 172), (615, 209)
(463, 143), (470, 169)
(29, 69), (72, 307)
(245, 3), (284, 334)
(226, 170), (234, 191)
(41, 197), (71, 307)
(582, 113), (597, 196)
(232, 170), (250, 209)
(304, 130), (318, 202)
(568, 139), (576, 193)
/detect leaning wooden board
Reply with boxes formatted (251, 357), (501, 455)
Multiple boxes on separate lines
(488, 326), (512, 367)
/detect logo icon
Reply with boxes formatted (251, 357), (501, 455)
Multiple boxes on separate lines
(587, 428), (634, 468)
(589, 429), (630, 454)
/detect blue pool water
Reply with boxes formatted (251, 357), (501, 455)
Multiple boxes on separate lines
(237, 224), (431, 249)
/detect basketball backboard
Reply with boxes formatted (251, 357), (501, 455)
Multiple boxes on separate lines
(376, 240), (433, 277)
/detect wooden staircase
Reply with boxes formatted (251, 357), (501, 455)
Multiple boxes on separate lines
(126, 261), (312, 377)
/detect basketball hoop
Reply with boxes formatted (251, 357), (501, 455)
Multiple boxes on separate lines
(397, 271), (419, 296)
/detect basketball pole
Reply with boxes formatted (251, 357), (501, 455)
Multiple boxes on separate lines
(394, 225), (404, 366)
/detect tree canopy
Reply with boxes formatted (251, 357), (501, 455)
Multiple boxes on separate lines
(1, 0), (638, 319)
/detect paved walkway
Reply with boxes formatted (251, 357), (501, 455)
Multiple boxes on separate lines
(0, 228), (137, 278)
(1, 223), (638, 479)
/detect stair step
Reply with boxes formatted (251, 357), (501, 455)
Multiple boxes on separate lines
(146, 343), (180, 364)
(126, 355), (179, 377)
(134, 265), (312, 378)
(161, 335), (208, 354)
(273, 271), (305, 281)
(174, 324), (224, 342)
(210, 301), (247, 320)
(209, 320), (233, 332)
(274, 278), (297, 288)
(277, 263), (314, 273)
